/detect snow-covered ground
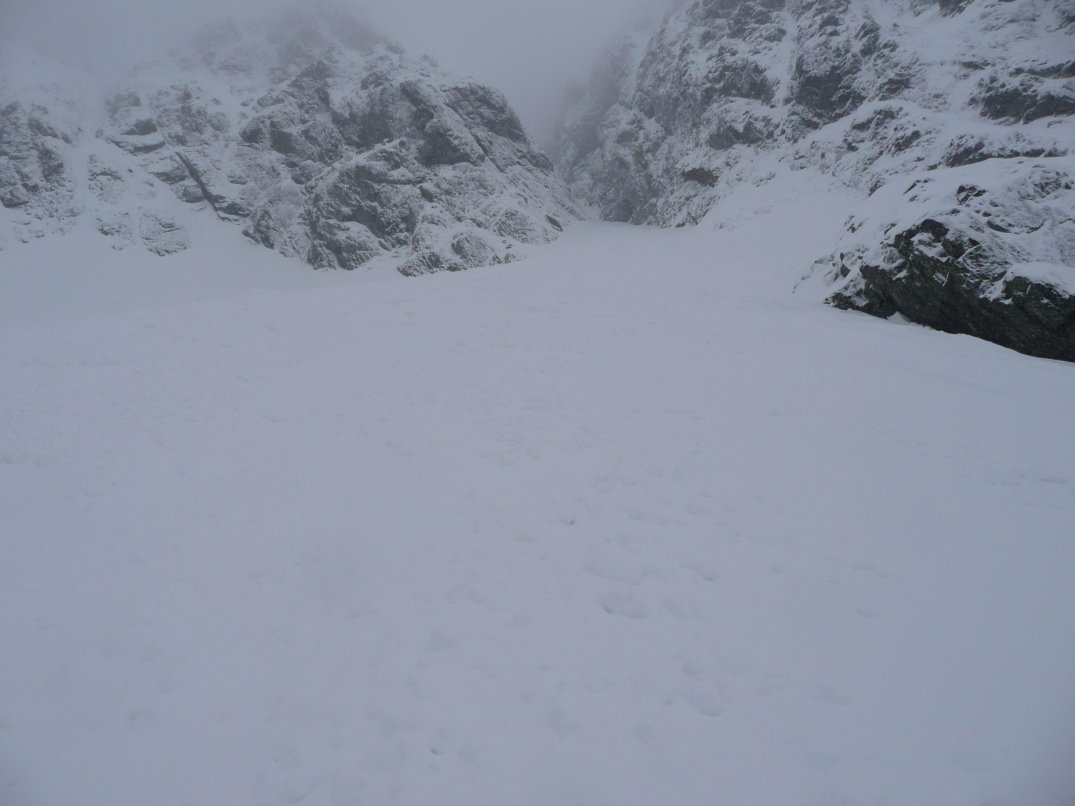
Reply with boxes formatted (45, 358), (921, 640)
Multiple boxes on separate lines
(2, 179), (1074, 806)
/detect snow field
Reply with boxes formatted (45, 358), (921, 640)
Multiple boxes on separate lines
(2, 183), (1074, 805)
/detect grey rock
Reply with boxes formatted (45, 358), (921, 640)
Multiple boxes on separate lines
(976, 74), (1075, 123)
(2, 3), (577, 274)
(942, 132), (1064, 168)
(827, 157), (1075, 361)
(0, 94), (80, 240)
(559, 0), (1075, 358)
(559, 0), (1073, 220)
(557, 0), (918, 224)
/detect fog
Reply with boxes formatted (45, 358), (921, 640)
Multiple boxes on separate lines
(365, 0), (667, 143)
(0, 0), (670, 145)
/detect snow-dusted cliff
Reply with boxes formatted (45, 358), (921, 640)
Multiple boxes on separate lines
(0, 5), (578, 275)
(558, 0), (1075, 359)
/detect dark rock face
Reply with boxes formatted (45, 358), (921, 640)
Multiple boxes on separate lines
(976, 75), (1075, 123)
(832, 229), (1075, 360)
(788, 0), (868, 124)
(942, 133), (1064, 168)
(2, 5), (577, 273)
(826, 158), (1075, 361)
(559, 0), (1075, 358)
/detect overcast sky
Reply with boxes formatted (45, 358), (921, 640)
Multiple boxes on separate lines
(0, 0), (670, 145)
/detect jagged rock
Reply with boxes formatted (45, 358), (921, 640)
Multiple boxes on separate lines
(558, 0), (1075, 357)
(942, 132), (1065, 168)
(140, 211), (190, 255)
(789, 0), (868, 124)
(826, 157), (1075, 360)
(559, 0), (1074, 221)
(0, 92), (80, 241)
(1, 3), (577, 273)
(557, 0), (916, 224)
(976, 73), (1075, 123)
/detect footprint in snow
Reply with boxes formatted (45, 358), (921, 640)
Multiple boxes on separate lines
(681, 658), (705, 678)
(811, 682), (850, 707)
(583, 550), (650, 586)
(662, 596), (699, 621)
(426, 630), (457, 651)
(126, 707), (156, 731)
(682, 688), (723, 718)
(599, 589), (650, 619)
(679, 558), (719, 582)
(947, 745), (992, 773)
(852, 562), (893, 580)
(546, 705), (580, 737)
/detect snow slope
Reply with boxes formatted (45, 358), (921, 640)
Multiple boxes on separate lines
(2, 181), (1074, 806)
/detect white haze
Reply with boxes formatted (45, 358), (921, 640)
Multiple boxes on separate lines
(0, 0), (670, 146)
(364, 0), (668, 144)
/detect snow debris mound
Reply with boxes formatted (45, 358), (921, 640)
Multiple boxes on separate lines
(556, 0), (1075, 359)
(0, 3), (578, 274)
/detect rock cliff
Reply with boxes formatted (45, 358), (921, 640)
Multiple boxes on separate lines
(1, 4), (577, 274)
(558, 0), (1075, 358)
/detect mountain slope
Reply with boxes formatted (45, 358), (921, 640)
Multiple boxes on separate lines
(557, 0), (1075, 358)
(0, 5), (577, 275)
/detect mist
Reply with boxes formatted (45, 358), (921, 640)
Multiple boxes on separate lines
(0, 0), (670, 146)
(365, 0), (667, 144)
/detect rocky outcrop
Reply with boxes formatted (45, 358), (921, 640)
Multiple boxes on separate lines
(558, 0), (1075, 358)
(1, 4), (577, 274)
(827, 157), (1075, 360)
(559, 0), (1074, 222)
(0, 92), (81, 243)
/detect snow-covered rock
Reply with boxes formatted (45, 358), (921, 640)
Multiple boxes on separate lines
(0, 88), (82, 243)
(0, 4), (577, 274)
(826, 156), (1075, 360)
(557, 0), (1075, 358)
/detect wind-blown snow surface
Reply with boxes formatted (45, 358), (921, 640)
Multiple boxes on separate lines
(2, 181), (1074, 806)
